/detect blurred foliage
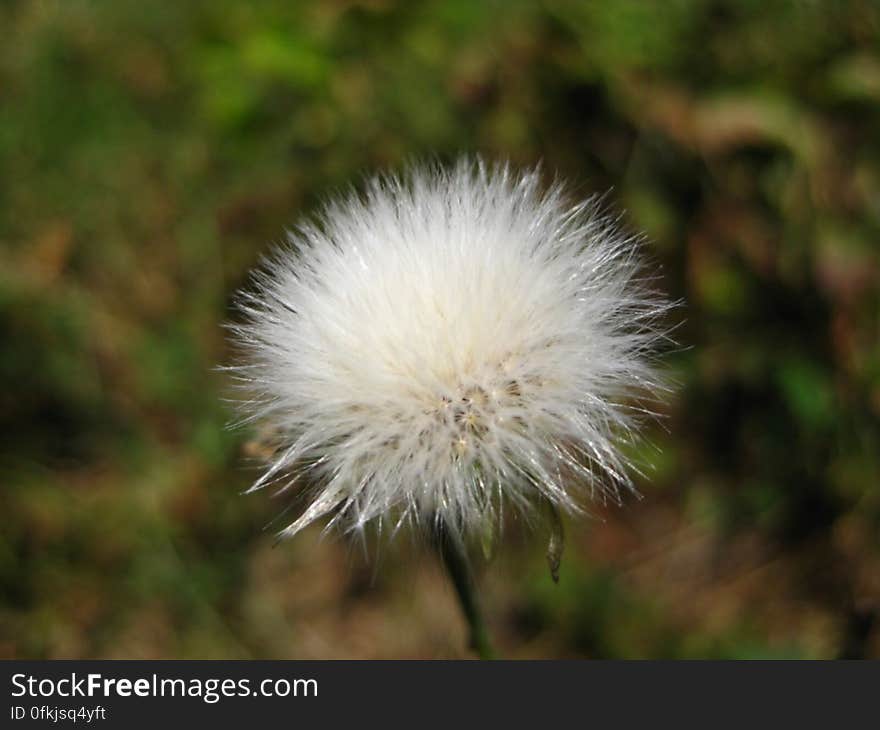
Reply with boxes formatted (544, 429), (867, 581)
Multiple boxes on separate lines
(1, 0), (879, 658)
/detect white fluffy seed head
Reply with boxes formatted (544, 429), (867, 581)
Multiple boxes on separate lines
(228, 159), (672, 543)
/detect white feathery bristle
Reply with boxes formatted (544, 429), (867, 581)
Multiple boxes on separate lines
(228, 159), (672, 542)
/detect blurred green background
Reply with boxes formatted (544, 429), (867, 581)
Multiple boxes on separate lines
(2, 0), (879, 659)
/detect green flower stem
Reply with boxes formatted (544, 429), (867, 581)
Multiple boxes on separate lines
(435, 522), (496, 660)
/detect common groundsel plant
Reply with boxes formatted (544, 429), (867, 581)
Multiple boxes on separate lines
(227, 159), (674, 657)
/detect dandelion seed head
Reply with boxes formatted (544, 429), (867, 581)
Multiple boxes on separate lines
(228, 159), (672, 542)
